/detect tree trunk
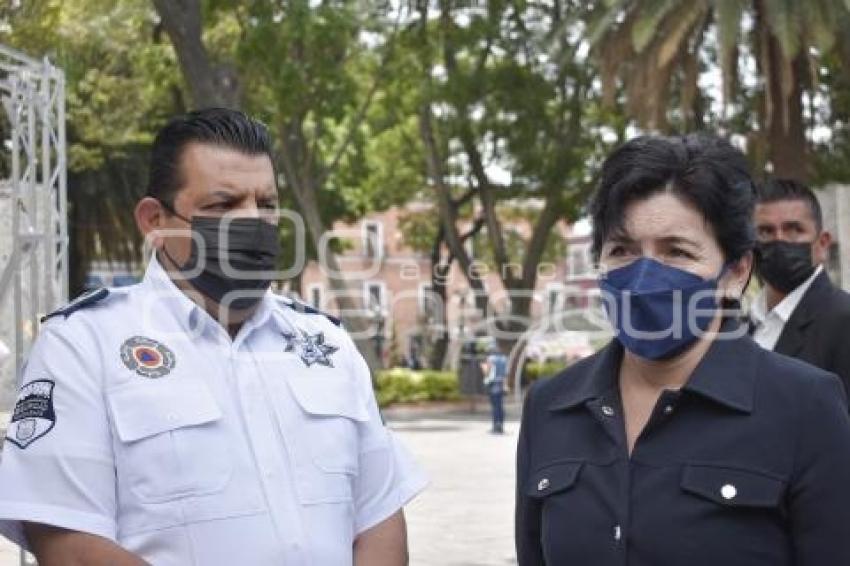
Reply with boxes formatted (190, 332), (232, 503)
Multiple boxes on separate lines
(152, 0), (240, 109)
(766, 52), (808, 181)
(276, 122), (382, 372)
(755, 0), (809, 181)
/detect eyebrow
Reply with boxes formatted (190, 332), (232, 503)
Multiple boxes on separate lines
(658, 235), (703, 248)
(207, 188), (278, 201)
(607, 234), (702, 248)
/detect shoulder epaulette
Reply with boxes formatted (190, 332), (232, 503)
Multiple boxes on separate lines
(278, 296), (342, 327)
(41, 288), (111, 323)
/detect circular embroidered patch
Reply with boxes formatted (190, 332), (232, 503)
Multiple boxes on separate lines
(120, 336), (176, 378)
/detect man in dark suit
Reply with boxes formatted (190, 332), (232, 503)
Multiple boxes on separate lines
(750, 178), (850, 395)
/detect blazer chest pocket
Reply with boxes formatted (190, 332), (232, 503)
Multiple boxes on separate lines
(681, 463), (786, 510)
(526, 461), (583, 499)
(108, 379), (232, 503)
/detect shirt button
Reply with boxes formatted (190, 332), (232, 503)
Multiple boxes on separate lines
(663, 404), (674, 415)
(721, 484), (737, 500)
(613, 524), (622, 541)
(537, 478), (550, 491)
(601, 405), (615, 417)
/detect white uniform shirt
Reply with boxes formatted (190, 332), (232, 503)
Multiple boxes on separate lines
(751, 265), (823, 350)
(0, 257), (427, 565)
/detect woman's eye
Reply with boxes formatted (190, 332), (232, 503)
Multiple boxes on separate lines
(669, 248), (694, 259)
(608, 246), (626, 257)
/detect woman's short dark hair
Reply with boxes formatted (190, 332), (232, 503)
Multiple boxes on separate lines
(590, 133), (756, 263)
(146, 107), (275, 208)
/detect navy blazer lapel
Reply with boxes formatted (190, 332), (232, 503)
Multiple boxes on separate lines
(773, 270), (831, 356)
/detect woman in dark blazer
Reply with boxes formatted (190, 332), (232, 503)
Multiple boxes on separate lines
(515, 134), (850, 565)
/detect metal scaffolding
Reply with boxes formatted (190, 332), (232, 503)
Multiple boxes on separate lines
(0, 43), (68, 410)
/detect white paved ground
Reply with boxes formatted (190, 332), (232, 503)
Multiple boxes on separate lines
(0, 406), (520, 566)
(391, 411), (519, 566)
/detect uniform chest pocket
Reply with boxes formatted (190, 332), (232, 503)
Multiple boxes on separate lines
(286, 374), (370, 504)
(108, 379), (232, 503)
(526, 461), (583, 500)
(681, 463), (786, 510)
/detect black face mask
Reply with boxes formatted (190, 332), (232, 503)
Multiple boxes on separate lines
(160, 208), (280, 310)
(755, 240), (817, 294)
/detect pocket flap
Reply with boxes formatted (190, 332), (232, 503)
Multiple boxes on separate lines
(526, 461), (583, 498)
(681, 464), (785, 508)
(108, 379), (222, 442)
(287, 375), (370, 422)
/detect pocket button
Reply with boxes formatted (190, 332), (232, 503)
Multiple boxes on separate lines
(720, 484), (737, 500)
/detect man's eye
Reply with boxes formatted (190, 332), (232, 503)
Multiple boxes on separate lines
(260, 202), (278, 210)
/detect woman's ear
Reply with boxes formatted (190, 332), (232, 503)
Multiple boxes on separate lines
(722, 252), (754, 299)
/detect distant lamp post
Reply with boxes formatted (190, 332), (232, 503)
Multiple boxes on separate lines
(371, 303), (386, 364)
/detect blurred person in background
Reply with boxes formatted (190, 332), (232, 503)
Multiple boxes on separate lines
(749, 177), (850, 395)
(481, 343), (509, 434)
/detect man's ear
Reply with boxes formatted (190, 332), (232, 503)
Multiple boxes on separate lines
(135, 197), (166, 250)
(816, 230), (833, 265)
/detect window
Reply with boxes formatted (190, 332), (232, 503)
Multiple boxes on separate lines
(568, 244), (590, 277)
(363, 221), (384, 258)
(308, 284), (323, 309)
(364, 281), (386, 311)
(546, 284), (562, 315)
(419, 284), (433, 315)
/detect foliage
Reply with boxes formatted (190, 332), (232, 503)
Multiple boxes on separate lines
(588, 0), (850, 179)
(375, 368), (460, 408)
(1, 0), (183, 292)
(523, 360), (567, 384)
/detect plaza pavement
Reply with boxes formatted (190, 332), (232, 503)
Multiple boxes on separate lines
(0, 401), (521, 566)
(389, 402), (520, 566)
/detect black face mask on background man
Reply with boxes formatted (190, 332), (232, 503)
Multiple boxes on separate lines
(755, 240), (817, 294)
(160, 207), (281, 310)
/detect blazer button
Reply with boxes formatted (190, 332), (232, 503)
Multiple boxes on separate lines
(537, 478), (550, 491)
(601, 405), (615, 417)
(720, 484), (737, 500)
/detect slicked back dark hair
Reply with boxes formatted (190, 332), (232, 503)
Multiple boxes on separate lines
(590, 133), (756, 263)
(146, 107), (275, 208)
(756, 177), (823, 232)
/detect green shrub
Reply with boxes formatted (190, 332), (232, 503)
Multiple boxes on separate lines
(524, 360), (566, 384)
(375, 368), (461, 408)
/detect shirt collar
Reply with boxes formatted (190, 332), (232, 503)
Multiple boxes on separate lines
(547, 320), (758, 414)
(141, 253), (277, 338)
(751, 264), (823, 325)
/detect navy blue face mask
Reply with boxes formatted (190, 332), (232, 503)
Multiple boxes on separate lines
(599, 257), (727, 360)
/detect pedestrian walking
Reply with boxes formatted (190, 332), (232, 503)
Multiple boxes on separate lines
(481, 344), (508, 434)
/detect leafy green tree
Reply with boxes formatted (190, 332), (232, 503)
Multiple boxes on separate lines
(588, 0), (850, 181)
(414, 1), (617, 361)
(1, 0), (183, 292)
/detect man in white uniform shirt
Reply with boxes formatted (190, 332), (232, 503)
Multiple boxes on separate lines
(750, 177), (850, 395)
(0, 108), (426, 565)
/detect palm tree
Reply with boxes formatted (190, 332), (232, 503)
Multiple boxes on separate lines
(587, 0), (850, 181)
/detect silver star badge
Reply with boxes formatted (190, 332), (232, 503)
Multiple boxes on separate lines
(282, 329), (339, 368)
